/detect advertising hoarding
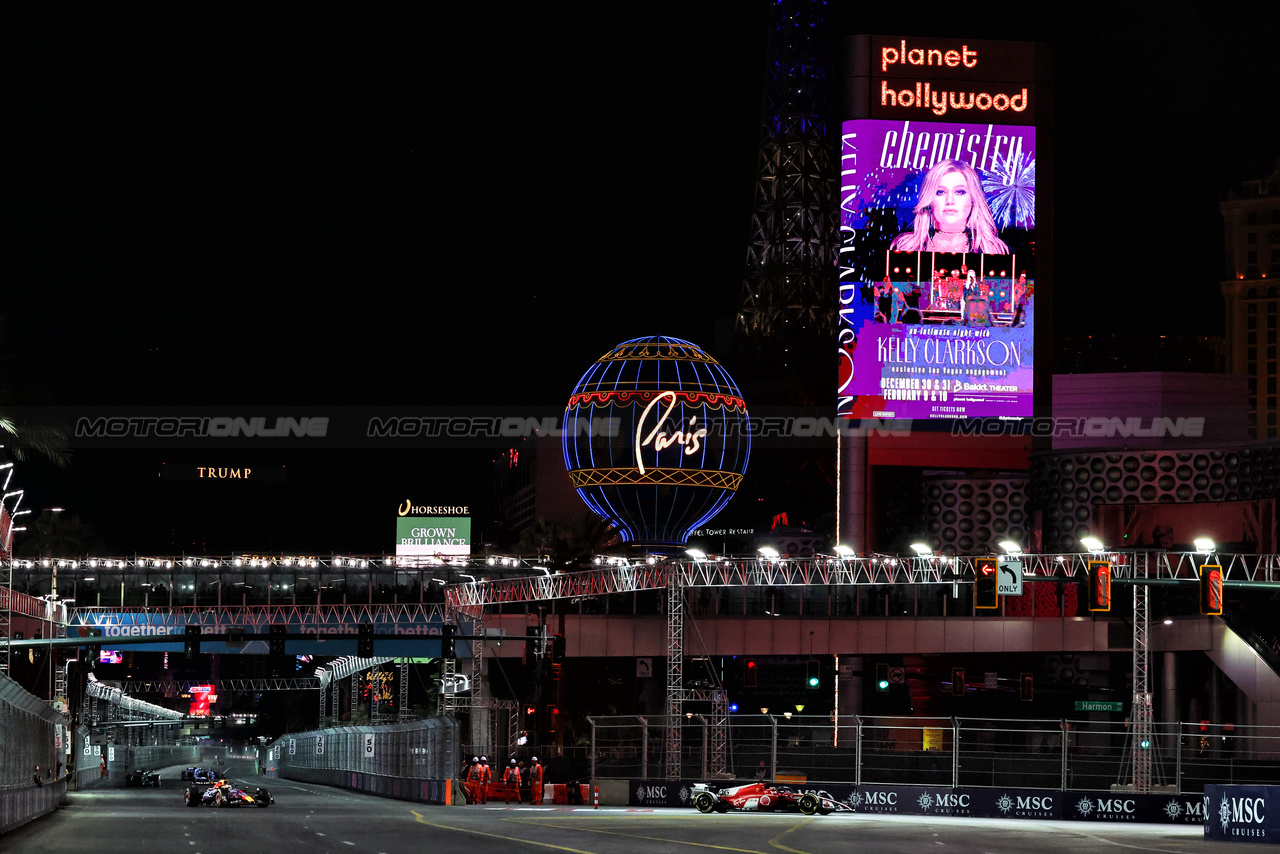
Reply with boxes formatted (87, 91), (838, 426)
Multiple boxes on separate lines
(837, 118), (1035, 420)
(395, 515), (470, 557)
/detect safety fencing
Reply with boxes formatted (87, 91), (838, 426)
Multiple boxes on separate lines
(0, 671), (68, 835)
(265, 716), (460, 804)
(588, 714), (1280, 794)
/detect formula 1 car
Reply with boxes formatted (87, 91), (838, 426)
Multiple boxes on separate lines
(125, 768), (161, 787)
(182, 767), (221, 783)
(690, 782), (850, 816)
(185, 779), (273, 808)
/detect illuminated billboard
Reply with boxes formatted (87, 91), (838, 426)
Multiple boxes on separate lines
(188, 684), (214, 717)
(395, 515), (470, 557)
(837, 118), (1035, 420)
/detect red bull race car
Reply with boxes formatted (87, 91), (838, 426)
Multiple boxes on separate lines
(184, 778), (273, 808)
(690, 781), (850, 816)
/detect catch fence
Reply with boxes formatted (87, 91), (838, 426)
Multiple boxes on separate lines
(588, 714), (1280, 793)
(0, 671), (67, 834)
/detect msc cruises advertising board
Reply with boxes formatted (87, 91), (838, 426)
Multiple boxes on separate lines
(837, 118), (1035, 420)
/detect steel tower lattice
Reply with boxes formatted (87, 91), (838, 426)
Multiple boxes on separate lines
(737, 0), (839, 340)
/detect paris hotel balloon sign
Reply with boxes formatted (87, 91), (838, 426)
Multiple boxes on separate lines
(562, 337), (750, 549)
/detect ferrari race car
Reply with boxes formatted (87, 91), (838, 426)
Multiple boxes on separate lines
(185, 779), (273, 808)
(690, 782), (850, 816)
(125, 768), (161, 787)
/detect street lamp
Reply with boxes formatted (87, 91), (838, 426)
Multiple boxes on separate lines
(1081, 536), (1106, 554)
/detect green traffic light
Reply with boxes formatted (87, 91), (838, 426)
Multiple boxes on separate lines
(808, 676), (820, 687)
(877, 679), (889, 690)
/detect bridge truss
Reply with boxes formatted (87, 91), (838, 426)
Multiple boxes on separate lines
(443, 550), (1266, 790)
(5, 548), (1268, 791)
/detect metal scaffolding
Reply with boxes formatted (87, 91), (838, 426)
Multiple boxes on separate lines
(664, 573), (684, 780)
(1131, 553), (1152, 793)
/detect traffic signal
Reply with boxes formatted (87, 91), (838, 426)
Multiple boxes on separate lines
(184, 625), (202, 657)
(1200, 564), (1224, 615)
(269, 624), (287, 656)
(806, 659), (820, 689)
(951, 667), (965, 696)
(1019, 673), (1034, 701)
(86, 627), (103, 661)
(524, 626), (541, 665)
(441, 624), (457, 658)
(745, 659), (757, 687)
(358, 623), (374, 657)
(875, 662), (890, 691)
(547, 705), (559, 732)
(974, 558), (999, 609)
(1088, 561), (1111, 612)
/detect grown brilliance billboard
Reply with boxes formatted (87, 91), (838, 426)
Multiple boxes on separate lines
(837, 118), (1035, 420)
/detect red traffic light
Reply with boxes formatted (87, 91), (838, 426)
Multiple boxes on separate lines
(1200, 565), (1223, 615)
(974, 558), (999, 609)
(1088, 561), (1111, 612)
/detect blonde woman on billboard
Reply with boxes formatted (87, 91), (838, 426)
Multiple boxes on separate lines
(890, 159), (1010, 255)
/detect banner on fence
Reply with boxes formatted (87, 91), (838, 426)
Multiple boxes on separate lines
(1204, 784), (1280, 843)
(630, 780), (1210, 826)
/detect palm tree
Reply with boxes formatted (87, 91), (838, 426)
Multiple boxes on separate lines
(0, 417), (70, 466)
(14, 510), (105, 558)
(512, 514), (619, 569)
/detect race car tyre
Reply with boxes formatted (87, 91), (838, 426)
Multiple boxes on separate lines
(715, 800), (730, 814)
(694, 791), (716, 814)
(255, 789), (271, 807)
(214, 789), (227, 807)
(185, 787), (201, 807)
(798, 793), (819, 816)
(818, 803), (831, 815)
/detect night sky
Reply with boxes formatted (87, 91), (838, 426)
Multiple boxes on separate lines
(3, 2), (1279, 554)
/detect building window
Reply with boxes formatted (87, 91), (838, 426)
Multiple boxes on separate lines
(1270, 314), (1277, 328)
(1272, 210), (1280, 223)
(1250, 378), (1259, 394)
(1270, 360), (1277, 375)
(1269, 377), (1277, 395)
(1270, 301), (1278, 312)
(1250, 332), (1258, 344)
(1250, 233), (1259, 244)
(1248, 347), (1257, 361)
(1249, 212), (1259, 225)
